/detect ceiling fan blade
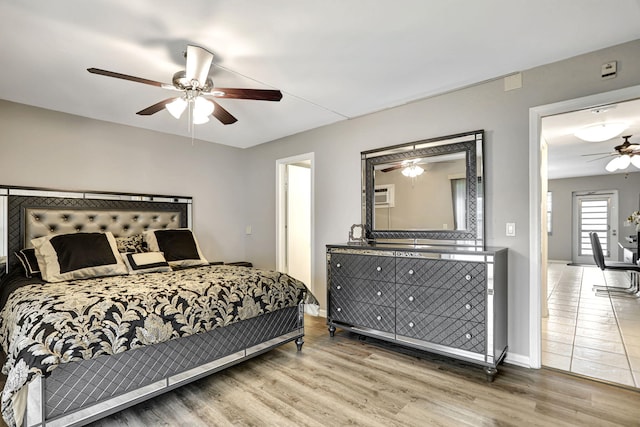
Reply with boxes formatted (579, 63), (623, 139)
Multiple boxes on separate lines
(586, 154), (615, 162)
(210, 100), (238, 125)
(381, 165), (402, 173)
(185, 45), (214, 88)
(87, 68), (167, 88)
(581, 152), (615, 156)
(136, 98), (177, 115)
(213, 88), (283, 102)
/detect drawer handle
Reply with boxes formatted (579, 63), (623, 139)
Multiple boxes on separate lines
(337, 307), (342, 312)
(465, 333), (472, 339)
(408, 269), (415, 275)
(377, 291), (382, 296)
(465, 274), (472, 281)
(409, 322), (415, 328)
(376, 266), (382, 272)
(465, 303), (471, 310)
(336, 285), (342, 290)
(336, 263), (341, 268)
(376, 315), (382, 321)
(408, 296), (414, 302)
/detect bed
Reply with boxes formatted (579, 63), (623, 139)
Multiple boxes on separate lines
(0, 188), (316, 427)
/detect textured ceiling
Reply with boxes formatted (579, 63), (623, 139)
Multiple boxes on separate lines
(1, 1), (640, 149)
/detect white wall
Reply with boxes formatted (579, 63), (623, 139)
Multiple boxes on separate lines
(242, 39), (640, 363)
(0, 100), (247, 263)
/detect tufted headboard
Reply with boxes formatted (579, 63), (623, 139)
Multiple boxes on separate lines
(23, 209), (181, 247)
(4, 189), (191, 273)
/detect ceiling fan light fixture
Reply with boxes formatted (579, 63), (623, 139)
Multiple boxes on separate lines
(166, 97), (187, 119)
(605, 156), (620, 172)
(402, 165), (424, 178)
(631, 155), (640, 169)
(192, 114), (210, 125)
(194, 97), (215, 117)
(574, 122), (628, 142)
(618, 154), (632, 169)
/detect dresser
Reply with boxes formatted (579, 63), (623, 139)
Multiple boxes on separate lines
(327, 243), (508, 381)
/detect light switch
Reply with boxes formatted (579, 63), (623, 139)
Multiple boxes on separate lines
(245, 225), (252, 235)
(506, 222), (516, 237)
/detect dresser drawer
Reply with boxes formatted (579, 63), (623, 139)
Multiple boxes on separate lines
(331, 276), (395, 307)
(330, 253), (395, 282)
(329, 300), (395, 333)
(396, 312), (486, 353)
(396, 284), (485, 322)
(396, 258), (486, 289)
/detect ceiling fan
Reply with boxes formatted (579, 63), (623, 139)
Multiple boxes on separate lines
(380, 159), (423, 173)
(583, 135), (640, 171)
(87, 45), (282, 125)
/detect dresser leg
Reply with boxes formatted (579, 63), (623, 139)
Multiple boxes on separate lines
(328, 325), (336, 337)
(295, 336), (304, 351)
(484, 367), (498, 382)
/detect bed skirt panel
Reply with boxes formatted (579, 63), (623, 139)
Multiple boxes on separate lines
(31, 305), (303, 426)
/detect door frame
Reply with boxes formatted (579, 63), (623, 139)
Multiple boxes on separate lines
(276, 152), (315, 294)
(529, 84), (640, 369)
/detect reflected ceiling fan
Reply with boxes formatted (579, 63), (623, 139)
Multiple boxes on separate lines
(583, 135), (640, 171)
(88, 45), (282, 125)
(380, 159), (426, 177)
(380, 159), (423, 173)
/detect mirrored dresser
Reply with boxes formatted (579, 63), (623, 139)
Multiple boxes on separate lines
(327, 130), (508, 381)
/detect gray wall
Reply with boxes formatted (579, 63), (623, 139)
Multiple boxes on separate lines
(0, 100), (247, 263)
(242, 39), (640, 363)
(1, 39), (640, 365)
(548, 172), (640, 261)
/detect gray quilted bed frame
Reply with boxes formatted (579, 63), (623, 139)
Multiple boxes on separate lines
(2, 189), (305, 427)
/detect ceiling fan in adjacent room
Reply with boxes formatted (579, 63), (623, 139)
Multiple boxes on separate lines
(583, 135), (640, 172)
(88, 45), (282, 126)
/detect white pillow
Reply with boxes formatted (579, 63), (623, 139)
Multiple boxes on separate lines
(121, 252), (172, 275)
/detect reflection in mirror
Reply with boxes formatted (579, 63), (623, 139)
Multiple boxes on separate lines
(362, 130), (484, 245)
(0, 190), (6, 274)
(374, 153), (466, 231)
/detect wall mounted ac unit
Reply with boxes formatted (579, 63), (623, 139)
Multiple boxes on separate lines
(374, 184), (395, 208)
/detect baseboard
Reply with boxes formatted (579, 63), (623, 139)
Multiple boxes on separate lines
(504, 352), (531, 368)
(548, 259), (571, 264)
(318, 308), (327, 318)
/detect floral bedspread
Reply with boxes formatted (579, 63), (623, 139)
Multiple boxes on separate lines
(0, 265), (315, 427)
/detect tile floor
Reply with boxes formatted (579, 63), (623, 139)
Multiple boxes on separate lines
(542, 262), (640, 387)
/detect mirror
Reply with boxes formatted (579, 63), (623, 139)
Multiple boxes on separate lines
(0, 189), (6, 275)
(362, 130), (484, 245)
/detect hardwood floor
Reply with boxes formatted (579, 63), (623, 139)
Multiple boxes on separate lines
(3, 315), (640, 426)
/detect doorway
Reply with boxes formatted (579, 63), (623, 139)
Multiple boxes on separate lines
(530, 84), (640, 382)
(276, 153), (314, 294)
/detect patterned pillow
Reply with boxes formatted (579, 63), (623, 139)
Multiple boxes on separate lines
(115, 234), (146, 253)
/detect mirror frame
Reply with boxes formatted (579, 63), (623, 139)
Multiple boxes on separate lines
(362, 130), (484, 245)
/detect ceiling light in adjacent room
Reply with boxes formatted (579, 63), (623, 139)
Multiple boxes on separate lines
(574, 122), (628, 142)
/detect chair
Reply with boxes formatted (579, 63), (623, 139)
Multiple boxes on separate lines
(589, 231), (640, 297)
